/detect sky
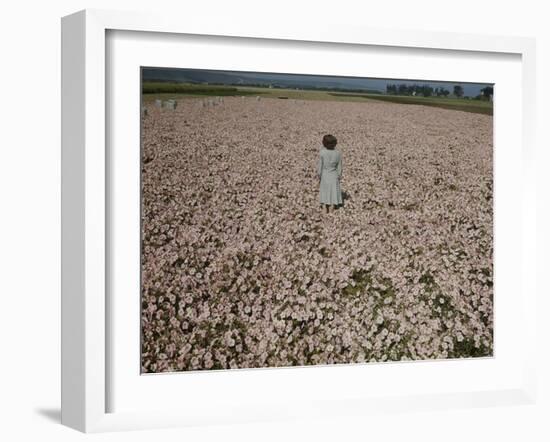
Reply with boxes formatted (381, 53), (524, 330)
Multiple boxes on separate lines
(142, 67), (493, 97)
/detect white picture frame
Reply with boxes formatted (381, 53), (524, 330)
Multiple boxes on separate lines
(61, 8), (537, 433)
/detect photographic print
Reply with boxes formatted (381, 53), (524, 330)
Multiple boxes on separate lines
(140, 67), (493, 373)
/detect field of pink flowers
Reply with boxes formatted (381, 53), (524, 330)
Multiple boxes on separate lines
(140, 96), (493, 373)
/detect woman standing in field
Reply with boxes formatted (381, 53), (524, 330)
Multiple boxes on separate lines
(317, 134), (343, 213)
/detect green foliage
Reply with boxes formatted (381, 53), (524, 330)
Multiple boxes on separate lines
(480, 86), (494, 98)
(448, 337), (491, 359)
(142, 82), (257, 96)
(342, 269), (373, 298)
(453, 85), (464, 98)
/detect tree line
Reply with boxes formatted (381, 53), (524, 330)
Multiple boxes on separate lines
(385, 83), (493, 99)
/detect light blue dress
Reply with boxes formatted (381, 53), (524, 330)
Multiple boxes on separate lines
(317, 147), (343, 206)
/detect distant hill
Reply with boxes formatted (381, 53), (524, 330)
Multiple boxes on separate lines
(142, 68), (385, 93)
(141, 69), (251, 85)
(141, 68), (490, 97)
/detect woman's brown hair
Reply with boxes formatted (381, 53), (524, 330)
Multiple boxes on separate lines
(322, 134), (337, 150)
